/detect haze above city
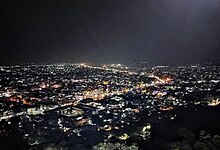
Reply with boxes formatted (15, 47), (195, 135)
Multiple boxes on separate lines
(1, 0), (220, 65)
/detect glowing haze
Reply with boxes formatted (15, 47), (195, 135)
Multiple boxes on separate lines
(1, 0), (220, 65)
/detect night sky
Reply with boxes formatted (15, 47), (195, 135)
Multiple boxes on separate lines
(1, 0), (220, 65)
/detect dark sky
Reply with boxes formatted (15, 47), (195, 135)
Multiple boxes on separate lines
(1, 0), (220, 65)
